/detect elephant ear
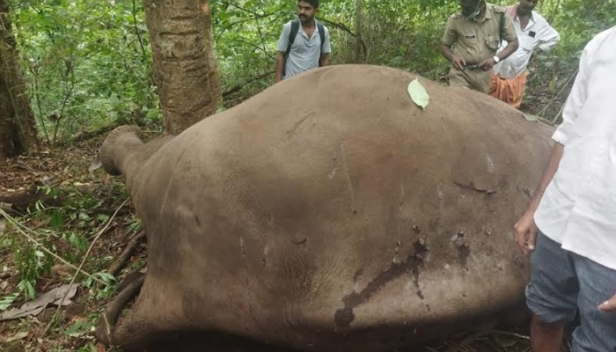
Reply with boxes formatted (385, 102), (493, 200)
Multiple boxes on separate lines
(98, 125), (142, 176)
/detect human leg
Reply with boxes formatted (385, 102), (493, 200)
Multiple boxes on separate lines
(530, 315), (566, 352)
(447, 68), (472, 89)
(525, 232), (579, 352)
(468, 70), (492, 94)
(570, 254), (616, 352)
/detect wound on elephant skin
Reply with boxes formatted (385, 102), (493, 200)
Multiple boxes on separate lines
(334, 240), (429, 328)
(458, 244), (470, 268)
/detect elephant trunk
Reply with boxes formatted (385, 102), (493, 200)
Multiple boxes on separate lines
(98, 125), (174, 186)
(98, 125), (144, 177)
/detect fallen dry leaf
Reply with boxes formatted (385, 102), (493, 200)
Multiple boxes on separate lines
(0, 284), (78, 321)
(51, 264), (76, 278)
(5, 331), (29, 343)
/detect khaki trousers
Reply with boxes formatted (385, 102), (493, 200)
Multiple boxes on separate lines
(447, 66), (492, 94)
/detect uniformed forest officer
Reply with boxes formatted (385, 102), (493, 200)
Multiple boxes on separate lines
(441, 0), (520, 93)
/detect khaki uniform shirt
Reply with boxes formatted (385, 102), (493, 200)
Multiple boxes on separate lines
(442, 4), (518, 65)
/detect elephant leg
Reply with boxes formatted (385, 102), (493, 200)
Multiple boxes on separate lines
(95, 272), (145, 346)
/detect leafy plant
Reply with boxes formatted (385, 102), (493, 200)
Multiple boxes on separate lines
(11, 241), (54, 299)
(0, 293), (19, 311)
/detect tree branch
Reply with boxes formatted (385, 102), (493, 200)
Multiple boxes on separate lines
(318, 17), (367, 56)
(223, 71), (275, 97)
(132, 0), (148, 64)
(52, 60), (76, 145)
(230, 37), (276, 61)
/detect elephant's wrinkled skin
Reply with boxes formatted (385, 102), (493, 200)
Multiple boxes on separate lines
(95, 65), (553, 351)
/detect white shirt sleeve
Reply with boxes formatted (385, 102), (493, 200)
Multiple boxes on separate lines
(552, 37), (594, 145)
(535, 16), (560, 53)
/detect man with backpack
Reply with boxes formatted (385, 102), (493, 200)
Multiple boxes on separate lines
(276, 0), (331, 83)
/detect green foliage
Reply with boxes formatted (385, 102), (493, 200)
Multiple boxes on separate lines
(211, 1), (290, 101)
(0, 293), (19, 311)
(522, 0), (616, 121)
(8, 0), (616, 134)
(13, 0), (158, 144)
(0, 183), (128, 306)
(190, 0), (616, 112)
(13, 242), (54, 299)
(64, 319), (94, 337)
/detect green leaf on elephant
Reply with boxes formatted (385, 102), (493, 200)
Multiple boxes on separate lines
(408, 79), (430, 111)
(524, 114), (539, 122)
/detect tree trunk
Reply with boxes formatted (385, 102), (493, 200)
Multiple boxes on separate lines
(0, 0), (39, 162)
(144, 0), (222, 135)
(355, 0), (363, 63)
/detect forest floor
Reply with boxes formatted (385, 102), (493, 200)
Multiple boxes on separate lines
(0, 91), (570, 352)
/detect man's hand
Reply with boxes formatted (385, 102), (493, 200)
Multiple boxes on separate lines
(451, 55), (467, 70)
(514, 210), (538, 256)
(479, 57), (496, 71)
(599, 293), (616, 312)
(441, 45), (466, 70)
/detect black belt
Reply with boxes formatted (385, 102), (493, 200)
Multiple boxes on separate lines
(463, 63), (483, 71)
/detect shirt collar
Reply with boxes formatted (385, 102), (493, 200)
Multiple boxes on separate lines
(299, 20), (320, 34)
(467, 6), (492, 23)
(484, 7), (493, 20)
(515, 10), (536, 25)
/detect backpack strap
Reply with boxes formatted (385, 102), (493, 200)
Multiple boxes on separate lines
(317, 22), (325, 66)
(285, 19), (300, 57)
(499, 11), (505, 49)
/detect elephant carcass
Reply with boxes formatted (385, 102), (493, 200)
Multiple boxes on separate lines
(95, 64), (553, 351)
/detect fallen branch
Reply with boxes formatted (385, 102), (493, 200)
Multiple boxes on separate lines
(107, 231), (146, 280)
(41, 197), (130, 337)
(0, 186), (64, 213)
(0, 181), (102, 215)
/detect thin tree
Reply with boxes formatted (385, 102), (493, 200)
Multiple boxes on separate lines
(0, 0), (39, 162)
(355, 0), (364, 63)
(144, 0), (222, 135)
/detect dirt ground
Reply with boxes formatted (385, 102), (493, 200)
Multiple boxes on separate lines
(0, 134), (564, 352)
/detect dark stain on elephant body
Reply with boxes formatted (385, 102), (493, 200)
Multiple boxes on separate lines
(458, 244), (471, 268)
(335, 240), (429, 328)
(94, 65), (555, 352)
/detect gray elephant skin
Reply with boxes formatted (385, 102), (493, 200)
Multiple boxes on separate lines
(95, 64), (554, 352)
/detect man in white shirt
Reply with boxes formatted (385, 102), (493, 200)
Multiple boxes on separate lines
(514, 26), (616, 352)
(489, 0), (560, 108)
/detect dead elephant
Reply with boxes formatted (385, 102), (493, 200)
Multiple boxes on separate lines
(95, 64), (554, 351)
